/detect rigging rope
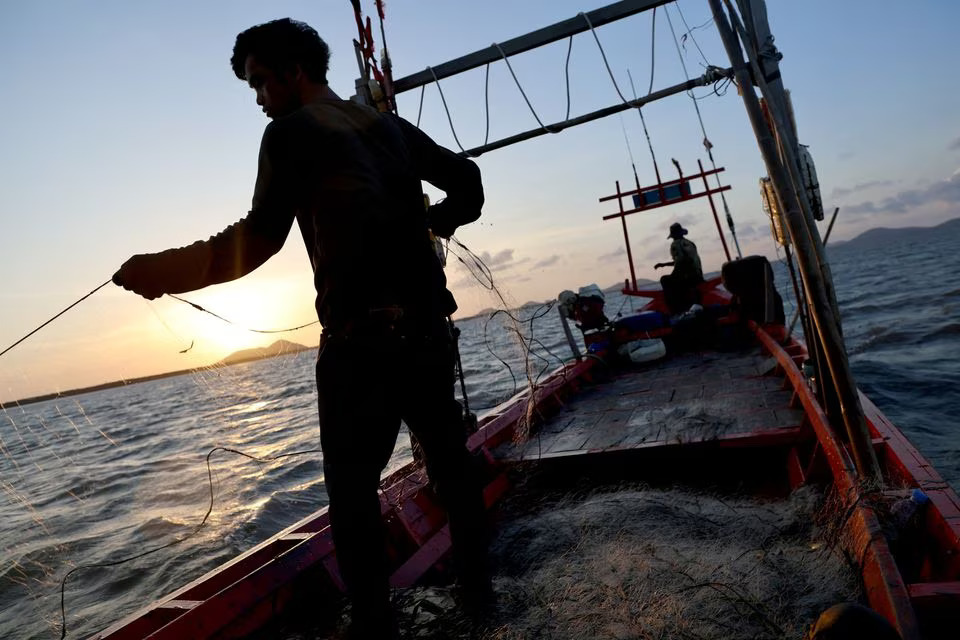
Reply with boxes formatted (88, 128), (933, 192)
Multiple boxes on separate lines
(564, 36), (574, 120)
(484, 63), (492, 144)
(663, 4), (743, 258)
(425, 66), (474, 156)
(647, 6), (657, 95)
(582, 12), (663, 184)
(492, 42), (555, 133)
(580, 12), (631, 104)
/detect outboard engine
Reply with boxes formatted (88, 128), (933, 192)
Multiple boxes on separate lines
(721, 256), (785, 326)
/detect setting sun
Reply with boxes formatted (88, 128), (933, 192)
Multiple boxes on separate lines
(165, 279), (321, 360)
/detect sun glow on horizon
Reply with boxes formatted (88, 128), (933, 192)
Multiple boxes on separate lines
(168, 283), (321, 358)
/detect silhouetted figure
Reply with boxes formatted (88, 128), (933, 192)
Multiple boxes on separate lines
(654, 222), (704, 314)
(113, 19), (488, 638)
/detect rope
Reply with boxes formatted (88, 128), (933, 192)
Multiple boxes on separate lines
(648, 6), (657, 95)
(0, 280), (112, 359)
(165, 294), (318, 334)
(417, 33), (574, 147)
(584, 12), (662, 182)
(664, 4), (743, 258)
(564, 36), (574, 120)
(426, 66), (474, 156)
(579, 12), (631, 104)
(492, 42), (554, 133)
(484, 63), (491, 145)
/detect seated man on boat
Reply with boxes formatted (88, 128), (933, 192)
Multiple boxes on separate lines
(655, 222), (704, 314)
(112, 18), (489, 638)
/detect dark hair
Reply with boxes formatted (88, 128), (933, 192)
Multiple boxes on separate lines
(231, 18), (330, 84)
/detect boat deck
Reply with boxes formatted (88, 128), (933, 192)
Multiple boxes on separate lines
(494, 346), (806, 464)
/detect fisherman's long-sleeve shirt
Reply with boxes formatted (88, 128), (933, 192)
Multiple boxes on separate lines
(669, 237), (704, 283)
(136, 100), (483, 334)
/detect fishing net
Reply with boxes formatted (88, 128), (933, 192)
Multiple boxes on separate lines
(391, 482), (860, 640)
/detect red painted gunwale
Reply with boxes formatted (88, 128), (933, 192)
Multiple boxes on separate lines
(90, 312), (960, 640)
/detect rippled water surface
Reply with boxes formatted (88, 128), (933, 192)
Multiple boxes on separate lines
(2, 225), (958, 639)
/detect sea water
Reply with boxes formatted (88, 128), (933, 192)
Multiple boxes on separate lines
(2, 226), (958, 639)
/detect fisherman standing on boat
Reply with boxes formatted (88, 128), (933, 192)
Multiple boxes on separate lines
(112, 18), (489, 638)
(655, 222), (704, 314)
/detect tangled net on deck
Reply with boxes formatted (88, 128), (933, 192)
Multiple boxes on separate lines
(393, 483), (860, 639)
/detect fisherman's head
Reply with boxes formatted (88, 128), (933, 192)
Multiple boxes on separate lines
(668, 223), (688, 239)
(231, 18), (330, 119)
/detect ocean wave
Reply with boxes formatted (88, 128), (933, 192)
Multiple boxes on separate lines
(237, 485), (329, 544)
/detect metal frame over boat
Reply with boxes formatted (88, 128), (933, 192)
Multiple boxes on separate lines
(88, 1), (960, 638)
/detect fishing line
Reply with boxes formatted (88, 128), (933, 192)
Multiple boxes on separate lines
(447, 237), (571, 413)
(165, 294), (319, 334)
(58, 444), (322, 639)
(145, 301), (195, 353)
(664, 3), (743, 258)
(674, 2), (712, 67)
(0, 280), (112, 359)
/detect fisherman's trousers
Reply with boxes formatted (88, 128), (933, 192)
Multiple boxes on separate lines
(315, 327), (488, 624)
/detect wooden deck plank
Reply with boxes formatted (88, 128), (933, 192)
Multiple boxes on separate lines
(494, 344), (803, 463)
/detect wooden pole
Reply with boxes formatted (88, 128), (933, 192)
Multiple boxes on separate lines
(615, 180), (639, 290)
(708, 0), (880, 480)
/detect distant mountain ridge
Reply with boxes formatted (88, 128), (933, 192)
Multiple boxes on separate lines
(218, 339), (313, 365)
(5, 340), (314, 408)
(831, 217), (960, 251)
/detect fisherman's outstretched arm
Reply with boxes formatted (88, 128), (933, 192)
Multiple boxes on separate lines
(114, 122), (297, 299)
(395, 117), (484, 238)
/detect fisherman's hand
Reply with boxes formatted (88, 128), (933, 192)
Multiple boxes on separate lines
(427, 206), (458, 239)
(113, 254), (168, 300)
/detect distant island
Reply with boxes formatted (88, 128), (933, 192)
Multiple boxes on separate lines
(3, 340), (314, 408)
(831, 217), (960, 251)
(216, 339), (314, 366)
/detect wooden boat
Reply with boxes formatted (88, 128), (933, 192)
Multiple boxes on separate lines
(88, 1), (960, 638)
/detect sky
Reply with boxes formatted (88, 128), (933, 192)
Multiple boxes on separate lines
(1, 0), (959, 402)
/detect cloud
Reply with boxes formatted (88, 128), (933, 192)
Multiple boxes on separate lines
(950, 137), (960, 151)
(479, 248), (515, 268)
(734, 223), (760, 239)
(456, 248), (529, 272)
(448, 247), (533, 289)
(533, 255), (560, 269)
(598, 246), (626, 262)
(830, 179), (894, 198)
(843, 171), (960, 216)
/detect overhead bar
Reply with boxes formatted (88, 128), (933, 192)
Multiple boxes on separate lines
(393, 0), (673, 94)
(457, 67), (733, 157)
